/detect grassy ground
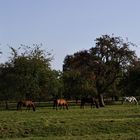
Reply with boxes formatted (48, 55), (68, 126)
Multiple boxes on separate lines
(0, 104), (140, 140)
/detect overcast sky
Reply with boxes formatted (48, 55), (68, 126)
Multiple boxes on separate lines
(0, 0), (140, 70)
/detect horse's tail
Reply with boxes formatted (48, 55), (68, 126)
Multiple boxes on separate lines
(53, 99), (58, 110)
(66, 104), (68, 110)
(32, 104), (36, 111)
(53, 99), (56, 109)
(17, 102), (19, 110)
(65, 102), (68, 110)
(17, 101), (21, 110)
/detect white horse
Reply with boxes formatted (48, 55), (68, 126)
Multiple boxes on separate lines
(122, 96), (138, 105)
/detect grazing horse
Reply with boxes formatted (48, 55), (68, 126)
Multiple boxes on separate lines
(53, 99), (68, 110)
(122, 96), (138, 105)
(17, 100), (36, 111)
(80, 97), (99, 109)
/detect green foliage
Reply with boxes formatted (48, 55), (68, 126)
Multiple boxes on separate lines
(63, 70), (97, 99)
(10, 45), (52, 100)
(63, 35), (137, 105)
(47, 70), (64, 99)
(122, 60), (140, 96)
(0, 44), (59, 102)
(0, 63), (16, 101)
(91, 35), (137, 95)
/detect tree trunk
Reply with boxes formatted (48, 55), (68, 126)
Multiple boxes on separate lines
(98, 94), (105, 107)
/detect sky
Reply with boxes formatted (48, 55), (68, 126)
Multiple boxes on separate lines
(0, 0), (140, 70)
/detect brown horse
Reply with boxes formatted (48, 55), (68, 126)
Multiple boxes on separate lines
(80, 97), (99, 109)
(53, 99), (68, 110)
(17, 100), (36, 111)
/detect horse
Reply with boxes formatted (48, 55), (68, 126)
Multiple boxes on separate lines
(17, 100), (36, 111)
(80, 97), (99, 109)
(122, 96), (138, 105)
(53, 99), (68, 110)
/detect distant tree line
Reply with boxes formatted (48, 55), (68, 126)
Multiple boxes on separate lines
(0, 35), (140, 109)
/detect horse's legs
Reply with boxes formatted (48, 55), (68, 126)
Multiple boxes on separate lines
(17, 103), (19, 111)
(53, 103), (55, 109)
(17, 103), (22, 111)
(32, 104), (36, 111)
(19, 104), (22, 111)
(26, 106), (29, 111)
(59, 104), (62, 110)
(63, 104), (65, 109)
(80, 102), (84, 109)
(134, 99), (138, 105)
(53, 101), (57, 110)
(66, 104), (68, 110)
(55, 104), (57, 110)
(94, 100), (99, 108)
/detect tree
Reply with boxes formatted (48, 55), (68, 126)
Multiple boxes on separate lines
(92, 35), (137, 106)
(47, 70), (64, 99)
(63, 50), (97, 100)
(11, 45), (53, 100)
(0, 63), (16, 109)
(63, 35), (137, 107)
(0, 44), (54, 104)
(122, 59), (140, 97)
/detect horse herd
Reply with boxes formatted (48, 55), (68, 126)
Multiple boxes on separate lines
(16, 96), (139, 111)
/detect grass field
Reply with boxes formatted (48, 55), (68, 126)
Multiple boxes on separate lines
(0, 104), (140, 140)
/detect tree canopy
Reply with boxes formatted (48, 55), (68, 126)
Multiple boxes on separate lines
(63, 35), (137, 106)
(0, 45), (61, 108)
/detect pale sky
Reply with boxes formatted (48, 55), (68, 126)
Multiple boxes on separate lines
(0, 0), (140, 70)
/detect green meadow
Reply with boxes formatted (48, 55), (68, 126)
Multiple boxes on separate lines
(0, 104), (140, 140)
